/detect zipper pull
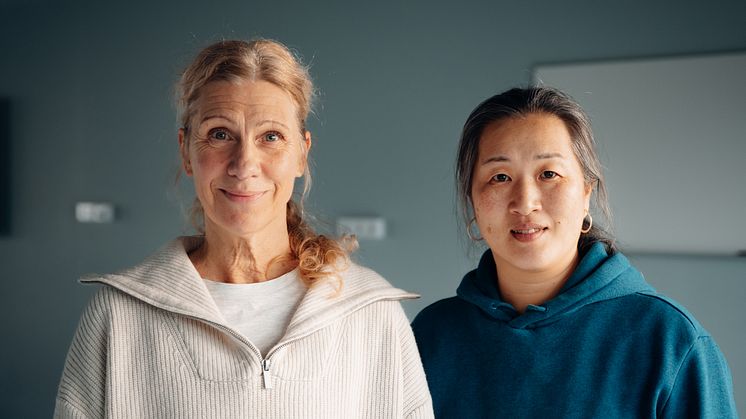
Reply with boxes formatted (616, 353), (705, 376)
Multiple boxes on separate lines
(262, 359), (273, 389)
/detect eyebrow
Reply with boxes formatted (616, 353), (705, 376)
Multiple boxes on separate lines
(257, 119), (290, 130)
(198, 114), (234, 125)
(481, 153), (566, 164)
(536, 152), (565, 160)
(197, 116), (291, 131)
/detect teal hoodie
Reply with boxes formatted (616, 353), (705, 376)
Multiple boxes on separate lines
(412, 243), (738, 418)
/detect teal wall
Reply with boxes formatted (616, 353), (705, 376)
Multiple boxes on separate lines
(1, 0), (744, 416)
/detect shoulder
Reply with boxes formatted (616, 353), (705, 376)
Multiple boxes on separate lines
(411, 297), (469, 335)
(336, 261), (419, 301)
(626, 291), (710, 339)
(414, 297), (465, 320)
(79, 284), (125, 318)
(604, 290), (719, 366)
(344, 262), (413, 315)
(311, 261), (418, 327)
(341, 261), (394, 288)
(84, 278), (146, 306)
(77, 280), (156, 329)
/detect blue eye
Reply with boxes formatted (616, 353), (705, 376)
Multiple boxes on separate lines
(541, 170), (558, 179)
(264, 132), (282, 142)
(492, 173), (510, 182)
(209, 129), (230, 141)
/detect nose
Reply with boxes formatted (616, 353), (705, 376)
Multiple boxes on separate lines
(508, 178), (541, 216)
(227, 140), (260, 180)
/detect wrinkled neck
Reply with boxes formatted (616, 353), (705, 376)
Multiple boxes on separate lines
(189, 221), (296, 284)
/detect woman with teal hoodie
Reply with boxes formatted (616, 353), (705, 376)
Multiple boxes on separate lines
(411, 87), (738, 418)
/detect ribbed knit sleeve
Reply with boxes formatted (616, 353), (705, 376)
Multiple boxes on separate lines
(406, 403), (436, 419)
(394, 303), (434, 419)
(54, 398), (94, 419)
(54, 288), (110, 419)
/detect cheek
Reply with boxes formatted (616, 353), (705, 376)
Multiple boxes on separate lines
(268, 154), (302, 185)
(193, 146), (229, 173)
(472, 187), (504, 227)
(550, 185), (587, 225)
(190, 152), (225, 193)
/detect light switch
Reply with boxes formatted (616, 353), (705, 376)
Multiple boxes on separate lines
(336, 216), (386, 240)
(75, 202), (115, 223)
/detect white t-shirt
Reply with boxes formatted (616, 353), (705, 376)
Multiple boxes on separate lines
(202, 268), (307, 356)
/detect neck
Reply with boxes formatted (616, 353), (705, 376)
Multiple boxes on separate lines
(189, 219), (296, 284)
(495, 251), (579, 314)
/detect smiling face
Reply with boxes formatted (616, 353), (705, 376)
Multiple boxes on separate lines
(471, 112), (592, 276)
(179, 79), (309, 239)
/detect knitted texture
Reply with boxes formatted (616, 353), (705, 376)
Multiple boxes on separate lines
(55, 238), (433, 419)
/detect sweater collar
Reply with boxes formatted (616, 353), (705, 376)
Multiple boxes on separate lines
(81, 237), (418, 340)
(457, 242), (654, 328)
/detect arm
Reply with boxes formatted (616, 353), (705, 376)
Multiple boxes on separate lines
(393, 303), (435, 419)
(54, 289), (110, 419)
(660, 336), (739, 419)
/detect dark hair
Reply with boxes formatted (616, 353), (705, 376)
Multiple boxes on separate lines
(456, 86), (616, 254)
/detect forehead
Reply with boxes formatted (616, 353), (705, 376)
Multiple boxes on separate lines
(478, 113), (574, 157)
(193, 79), (299, 122)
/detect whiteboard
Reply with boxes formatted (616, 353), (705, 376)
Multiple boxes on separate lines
(534, 53), (746, 255)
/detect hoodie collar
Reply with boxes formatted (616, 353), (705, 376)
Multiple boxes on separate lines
(81, 237), (418, 341)
(457, 242), (654, 329)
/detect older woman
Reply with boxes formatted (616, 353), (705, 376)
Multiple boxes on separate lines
(412, 87), (737, 418)
(55, 39), (433, 418)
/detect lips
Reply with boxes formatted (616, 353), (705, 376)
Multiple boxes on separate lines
(510, 224), (548, 242)
(511, 228), (543, 234)
(220, 189), (266, 202)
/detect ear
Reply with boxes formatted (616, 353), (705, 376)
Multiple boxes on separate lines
(178, 128), (193, 176)
(583, 180), (594, 212)
(297, 130), (312, 177)
(304, 130), (313, 152)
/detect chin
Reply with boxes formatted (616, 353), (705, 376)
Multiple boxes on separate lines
(503, 251), (548, 269)
(206, 212), (268, 236)
(497, 245), (558, 272)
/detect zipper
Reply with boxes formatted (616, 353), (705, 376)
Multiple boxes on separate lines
(195, 318), (279, 389)
(261, 359), (272, 389)
(173, 314), (298, 390)
(258, 340), (297, 389)
(86, 278), (417, 390)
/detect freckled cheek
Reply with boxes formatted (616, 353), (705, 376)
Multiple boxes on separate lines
(472, 188), (502, 216)
(472, 189), (504, 236)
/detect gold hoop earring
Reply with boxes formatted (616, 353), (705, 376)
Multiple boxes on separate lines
(467, 217), (483, 241)
(580, 213), (593, 234)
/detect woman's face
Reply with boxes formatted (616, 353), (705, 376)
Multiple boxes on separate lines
(471, 112), (592, 276)
(179, 80), (309, 238)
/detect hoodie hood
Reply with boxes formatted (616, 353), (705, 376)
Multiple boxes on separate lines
(81, 237), (418, 342)
(457, 242), (654, 329)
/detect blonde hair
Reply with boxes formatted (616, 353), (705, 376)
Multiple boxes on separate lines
(176, 39), (356, 287)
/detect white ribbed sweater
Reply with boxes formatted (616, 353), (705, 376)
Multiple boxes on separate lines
(54, 237), (433, 418)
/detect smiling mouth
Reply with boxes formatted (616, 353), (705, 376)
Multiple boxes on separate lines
(510, 226), (548, 242)
(511, 228), (545, 234)
(221, 189), (266, 202)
